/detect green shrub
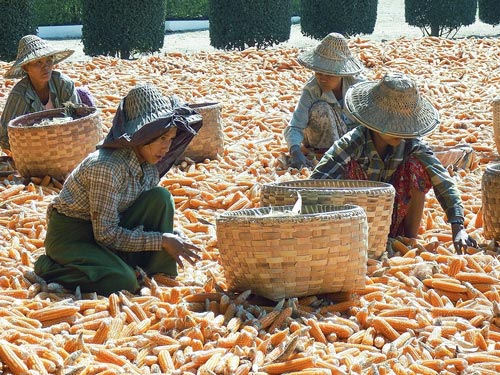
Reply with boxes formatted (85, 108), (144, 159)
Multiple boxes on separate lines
(209, 0), (291, 50)
(0, 0), (37, 61)
(405, 0), (477, 37)
(300, 0), (378, 40)
(82, 0), (165, 59)
(34, 0), (81, 26)
(291, 0), (301, 16)
(165, 0), (208, 20)
(479, 0), (500, 26)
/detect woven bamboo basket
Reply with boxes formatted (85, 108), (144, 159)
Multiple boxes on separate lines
(493, 98), (500, 154)
(260, 179), (395, 259)
(216, 204), (368, 301)
(8, 106), (102, 180)
(182, 102), (224, 162)
(482, 163), (500, 240)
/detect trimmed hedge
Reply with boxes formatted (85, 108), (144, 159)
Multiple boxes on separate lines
(209, 0), (291, 50)
(34, 0), (81, 26)
(405, 0), (477, 37)
(300, 0), (378, 40)
(0, 0), (37, 61)
(82, 0), (165, 59)
(479, 0), (500, 26)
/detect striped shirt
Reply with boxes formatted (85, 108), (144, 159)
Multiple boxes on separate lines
(0, 71), (81, 149)
(49, 147), (163, 252)
(284, 75), (364, 148)
(310, 126), (465, 222)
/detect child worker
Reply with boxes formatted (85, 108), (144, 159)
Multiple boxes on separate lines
(284, 32), (365, 169)
(310, 72), (477, 255)
(34, 83), (203, 295)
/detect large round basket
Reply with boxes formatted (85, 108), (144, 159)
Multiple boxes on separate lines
(216, 204), (368, 301)
(8, 107), (102, 180)
(482, 163), (500, 240)
(493, 99), (500, 155)
(181, 102), (224, 162)
(260, 179), (395, 259)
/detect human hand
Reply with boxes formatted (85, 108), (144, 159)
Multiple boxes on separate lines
(452, 223), (477, 255)
(162, 233), (201, 268)
(289, 145), (314, 169)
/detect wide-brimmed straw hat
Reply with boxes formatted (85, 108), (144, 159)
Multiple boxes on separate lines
(4, 35), (74, 79)
(98, 83), (202, 175)
(345, 72), (439, 138)
(297, 32), (364, 76)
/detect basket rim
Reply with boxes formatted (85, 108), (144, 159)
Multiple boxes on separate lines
(8, 107), (99, 129)
(216, 204), (366, 223)
(262, 179), (395, 193)
(189, 102), (221, 109)
(486, 162), (500, 174)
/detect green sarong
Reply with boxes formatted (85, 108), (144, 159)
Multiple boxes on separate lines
(34, 187), (176, 296)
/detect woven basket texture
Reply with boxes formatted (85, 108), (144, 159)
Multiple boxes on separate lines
(216, 204), (368, 301)
(260, 179), (395, 259)
(482, 163), (500, 240)
(8, 107), (102, 180)
(182, 102), (224, 162)
(493, 99), (500, 154)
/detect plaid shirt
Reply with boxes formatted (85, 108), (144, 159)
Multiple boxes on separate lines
(311, 126), (464, 222)
(49, 147), (163, 252)
(284, 75), (364, 148)
(0, 71), (81, 149)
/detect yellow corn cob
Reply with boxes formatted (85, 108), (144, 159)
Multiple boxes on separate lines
(258, 310), (281, 330)
(371, 317), (400, 342)
(261, 356), (315, 374)
(27, 305), (80, 322)
(198, 352), (224, 375)
(267, 307), (292, 333)
(92, 318), (111, 344)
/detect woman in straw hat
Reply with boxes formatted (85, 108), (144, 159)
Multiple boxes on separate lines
(34, 83), (203, 296)
(311, 72), (477, 255)
(284, 32), (365, 169)
(0, 35), (94, 150)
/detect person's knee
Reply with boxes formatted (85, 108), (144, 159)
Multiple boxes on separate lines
(98, 267), (139, 295)
(140, 187), (173, 208)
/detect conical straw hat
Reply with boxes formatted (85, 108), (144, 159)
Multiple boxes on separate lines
(345, 72), (439, 138)
(5, 35), (74, 79)
(297, 32), (364, 76)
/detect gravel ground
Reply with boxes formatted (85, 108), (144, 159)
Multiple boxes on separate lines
(43, 0), (500, 62)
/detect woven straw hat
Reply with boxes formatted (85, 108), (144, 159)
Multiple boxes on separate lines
(297, 32), (364, 76)
(4, 35), (74, 79)
(99, 82), (201, 151)
(345, 72), (439, 138)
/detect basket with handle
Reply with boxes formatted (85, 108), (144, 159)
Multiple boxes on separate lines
(260, 179), (395, 259)
(493, 98), (500, 155)
(216, 204), (368, 301)
(181, 102), (224, 162)
(482, 163), (500, 240)
(8, 106), (102, 180)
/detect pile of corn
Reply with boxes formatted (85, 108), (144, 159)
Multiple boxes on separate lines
(0, 36), (499, 374)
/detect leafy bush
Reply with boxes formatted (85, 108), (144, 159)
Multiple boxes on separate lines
(300, 0), (378, 40)
(405, 0), (477, 37)
(165, 0), (208, 20)
(209, 0), (291, 50)
(478, 0), (500, 26)
(0, 0), (37, 61)
(34, 0), (81, 26)
(82, 0), (165, 59)
(291, 0), (301, 16)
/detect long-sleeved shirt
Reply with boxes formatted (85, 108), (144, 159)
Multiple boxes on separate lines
(49, 147), (164, 252)
(310, 126), (465, 222)
(284, 75), (364, 148)
(0, 71), (81, 149)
